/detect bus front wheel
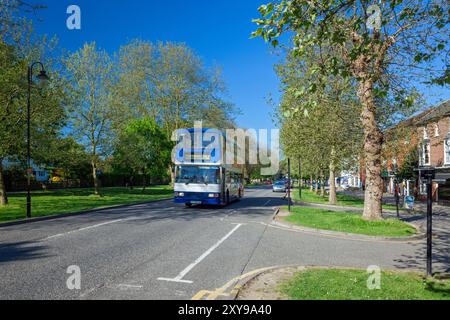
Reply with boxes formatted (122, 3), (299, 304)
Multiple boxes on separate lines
(185, 203), (192, 208)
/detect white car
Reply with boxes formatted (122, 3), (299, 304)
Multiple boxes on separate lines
(273, 181), (287, 193)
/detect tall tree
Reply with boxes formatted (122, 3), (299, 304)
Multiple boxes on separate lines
(113, 117), (172, 189)
(113, 40), (238, 184)
(113, 40), (237, 135)
(0, 17), (65, 207)
(253, 0), (448, 219)
(278, 51), (362, 204)
(64, 42), (114, 195)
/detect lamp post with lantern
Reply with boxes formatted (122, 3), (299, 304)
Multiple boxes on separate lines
(26, 62), (50, 219)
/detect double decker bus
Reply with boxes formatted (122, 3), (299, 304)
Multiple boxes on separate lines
(173, 128), (244, 207)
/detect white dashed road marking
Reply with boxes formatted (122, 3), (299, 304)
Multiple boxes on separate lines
(158, 223), (243, 284)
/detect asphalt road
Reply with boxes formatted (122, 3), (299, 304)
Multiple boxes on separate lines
(0, 187), (431, 300)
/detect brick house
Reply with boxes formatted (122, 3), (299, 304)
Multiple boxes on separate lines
(382, 100), (450, 204)
(383, 110), (429, 197)
(415, 100), (450, 204)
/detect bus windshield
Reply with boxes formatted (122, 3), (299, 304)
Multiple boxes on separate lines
(176, 166), (221, 185)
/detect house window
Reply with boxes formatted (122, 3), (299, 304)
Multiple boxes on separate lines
(434, 124), (440, 137)
(445, 139), (450, 165)
(419, 142), (431, 166)
(420, 182), (427, 195)
(423, 127), (429, 140)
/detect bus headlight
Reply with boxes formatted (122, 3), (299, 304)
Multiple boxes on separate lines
(177, 192), (185, 197)
(208, 193), (219, 198)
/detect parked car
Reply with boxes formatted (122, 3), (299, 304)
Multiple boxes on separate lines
(273, 181), (287, 193)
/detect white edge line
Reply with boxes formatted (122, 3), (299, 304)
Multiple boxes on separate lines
(157, 278), (194, 284)
(44, 218), (127, 240)
(117, 284), (144, 289)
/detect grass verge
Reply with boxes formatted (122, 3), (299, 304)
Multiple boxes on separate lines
(280, 268), (450, 300)
(283, 206), (416, 237)
(0, 186), (173, 223)
(292, 189), (398, 210)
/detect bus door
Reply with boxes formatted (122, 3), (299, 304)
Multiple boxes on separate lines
(221, 168), (226, 204)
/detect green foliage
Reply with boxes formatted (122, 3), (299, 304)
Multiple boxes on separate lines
(396, 149), (419, 181)
(44, 137), (91, 180)
(253, 0), (448, 218)
(64, 42), (114, 160)
(112, 40), (238, 137)
(0, 38), (65, 163)
(277, 50), (362, 179)
(253, 0), (448, 116)
(113, 118), (172, 185)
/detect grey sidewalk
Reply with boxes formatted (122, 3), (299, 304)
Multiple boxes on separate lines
(339, 190), (450, 273)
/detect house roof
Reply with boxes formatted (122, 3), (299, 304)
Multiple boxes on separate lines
(385, 108), (433, 133)
(415, 99), (450, 126)
(385, 99), (450, 133)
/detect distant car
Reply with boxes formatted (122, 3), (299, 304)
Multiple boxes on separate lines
(273, 181), (287, 193)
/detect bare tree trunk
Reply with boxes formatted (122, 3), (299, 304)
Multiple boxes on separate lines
(315, 174), (319, 194)
(169, 164), (175, 186)
(320, 170), (325, 197)
(329, 166), (337, 205)
(142, 172), (147, 191)
(92, 161), (100, 195)
(359, 78), (384, 220)
(0, 159), (8, 206)
(329, 148), (337, 205)
(310, 177), (313, 192)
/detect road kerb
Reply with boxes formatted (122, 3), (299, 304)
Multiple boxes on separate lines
(191, 266), (281, 300)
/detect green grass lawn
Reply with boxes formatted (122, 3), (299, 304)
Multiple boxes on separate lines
(283, 206), (416, 237)
(280, 269), (450, 300)
(292, 188), (398, 210)
(0, 186), (173, 223)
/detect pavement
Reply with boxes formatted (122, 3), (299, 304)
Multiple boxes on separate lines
(341, 190), (450, 275)
(0, 187), (446, 300)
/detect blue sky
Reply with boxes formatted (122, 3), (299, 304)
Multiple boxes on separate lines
(28, 0), (282, 130)
(28, 0), (449, 130)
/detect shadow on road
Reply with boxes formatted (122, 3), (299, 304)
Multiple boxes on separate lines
(117, 187), (289, 225)
(394, 229), (450, 274)
(0, 241), (52, 264)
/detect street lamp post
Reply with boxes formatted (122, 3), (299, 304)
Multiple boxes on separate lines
(419, 168), (435, 277)
(298, 158), (302, 200)
(26, 62), (49, 219)
(288, 158), (291, 212)
(394, 179), (400, 219)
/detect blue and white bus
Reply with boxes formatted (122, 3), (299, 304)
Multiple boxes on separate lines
(173, 128), (244, 207)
